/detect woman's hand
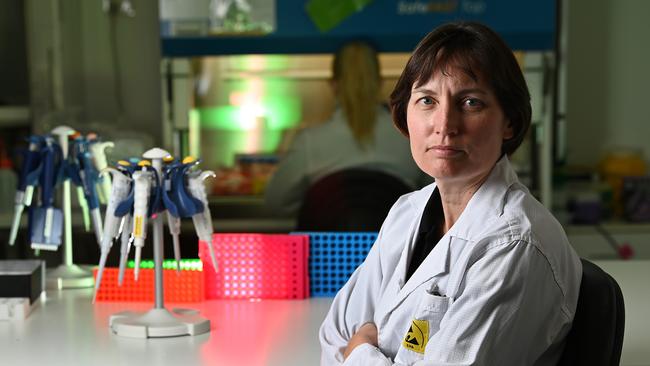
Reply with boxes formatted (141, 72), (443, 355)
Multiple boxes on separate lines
(343, 322), (378, 360)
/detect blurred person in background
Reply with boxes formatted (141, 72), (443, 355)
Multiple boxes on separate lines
(265, 41), (425, 215)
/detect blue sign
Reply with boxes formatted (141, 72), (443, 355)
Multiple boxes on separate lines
(161, 0), (555, 56)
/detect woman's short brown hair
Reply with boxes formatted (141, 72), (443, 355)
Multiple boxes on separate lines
(389, 22), (531, 156)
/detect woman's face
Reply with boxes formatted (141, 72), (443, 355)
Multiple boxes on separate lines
(406, 66), (513, 185)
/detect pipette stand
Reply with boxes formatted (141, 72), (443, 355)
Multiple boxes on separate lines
(109, 148), (210, 338)
(47, 126), (94, 290)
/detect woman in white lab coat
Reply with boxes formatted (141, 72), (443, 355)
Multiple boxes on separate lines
(319, 22), (582, 366)
(265, 41), (424, 214)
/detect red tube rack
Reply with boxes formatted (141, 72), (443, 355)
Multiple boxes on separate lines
(199, 233), (309, 299)
(92, 267), (204, 303)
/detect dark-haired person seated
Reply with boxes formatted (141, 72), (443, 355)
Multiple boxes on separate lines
(319, 22), (582, 366)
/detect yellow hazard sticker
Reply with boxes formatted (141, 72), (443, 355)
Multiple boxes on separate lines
(402, 319), (429, 354)
(134, 216), (143, 237)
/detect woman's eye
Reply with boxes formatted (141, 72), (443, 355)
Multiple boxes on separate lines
(419, 96), (434, 105)
(462, 98), (484, 109)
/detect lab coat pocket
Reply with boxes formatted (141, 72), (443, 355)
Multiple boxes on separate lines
(416, 291), (452, 340)
(421, 291), (452, 314)
(394, 290), (452, 364)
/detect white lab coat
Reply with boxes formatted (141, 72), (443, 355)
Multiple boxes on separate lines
(319, 156), (582, 366)
(265, 106), (425, 214)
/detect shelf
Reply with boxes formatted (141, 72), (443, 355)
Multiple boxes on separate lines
(0, 106), (30, 127)
(161, 1), (555, 57)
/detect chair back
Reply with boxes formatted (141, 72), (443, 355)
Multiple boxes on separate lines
(296, 169), (411, 231)
(558, 258), (625, 366)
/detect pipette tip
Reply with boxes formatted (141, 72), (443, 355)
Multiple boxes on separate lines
(134, 247), (142, 281)
(172, 234), (181, 275)
(93, 252), (109, 304)
(8, 206), (24, 245)
(207, 240), (219, 273)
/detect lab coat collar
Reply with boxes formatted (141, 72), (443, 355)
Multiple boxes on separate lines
(395, 233), (451, 298)
(405, 154), (516, 205)
(445, 155), (519, 241)
(406, 155), (518, 242)
(382, 185), (448, 314)
(386, 156), (518, 311)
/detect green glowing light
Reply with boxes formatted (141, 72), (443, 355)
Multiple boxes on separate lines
(196, 96), (301, 131)
(197, 106), (238, 130)
(195, 55), (302, 167)
(264, 96), (301, 130)
(127, 259), (203, 271)
(228, 54), (290, 72)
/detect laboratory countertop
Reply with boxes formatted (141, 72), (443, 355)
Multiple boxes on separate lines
(0, 289), (332, 366)
(0, 261), (648, 366)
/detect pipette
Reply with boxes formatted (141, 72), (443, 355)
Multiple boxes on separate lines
(167, 212), (182, 274)
(162, 155), (183, 273)
(76, 186), (90, 231)
(110, 160), (137, 285)
(75, 136), (104, 245)
(88, 138), (114, 204)
(30, 137), (64, 251)
(187, 167), (218, 271)
(93, 167), (132, 303)
(8, 136), (44, 245)
(131, 161), (152, 281)
(117, 213), (133, 285)
(69, 133), (91, 232)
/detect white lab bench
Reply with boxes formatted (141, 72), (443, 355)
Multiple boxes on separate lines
(0, 261), (648, 366)
(0, 290), (331, 366)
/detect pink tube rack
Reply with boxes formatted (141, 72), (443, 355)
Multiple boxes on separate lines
(199, 233), (309, 299)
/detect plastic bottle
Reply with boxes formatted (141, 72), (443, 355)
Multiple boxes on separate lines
(599, 148), (647, 217)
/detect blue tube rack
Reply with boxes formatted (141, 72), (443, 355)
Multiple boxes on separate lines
(293, 232), (377, 297)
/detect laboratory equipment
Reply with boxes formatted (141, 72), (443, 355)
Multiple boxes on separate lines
(95, 153), (220, 288)
(131, 160), (154, 280)
(30, 136), (64, 251)
(112, 160), (137, 285)
(88, 136), (114, 204)
(47, 126), (95, 289)
(92, 265), (204, 303)
(107, 148), (210, 338)
(162, 156), (182, 273)
(162, 156), (218, 271)
(0, 260), (45, 304)
(187, 166), (218, 271)
(199, 234), (309, 300)
(93, 166), (132, 303)
(0, 259), (45, 320)
(8, 136), (44, 245)
(71, 134), (103, 245)
(7, 126), (111, 289)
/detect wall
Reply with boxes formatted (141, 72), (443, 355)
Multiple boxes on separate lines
(0, 0), (29, 106)
(21, 1), (650, 167)
(565, 0), (650, 168)
(25, 0), (162, 151)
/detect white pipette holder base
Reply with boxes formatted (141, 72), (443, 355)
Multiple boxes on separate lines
(109, 308), (210, 338)
(47, 264), (94, 290)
